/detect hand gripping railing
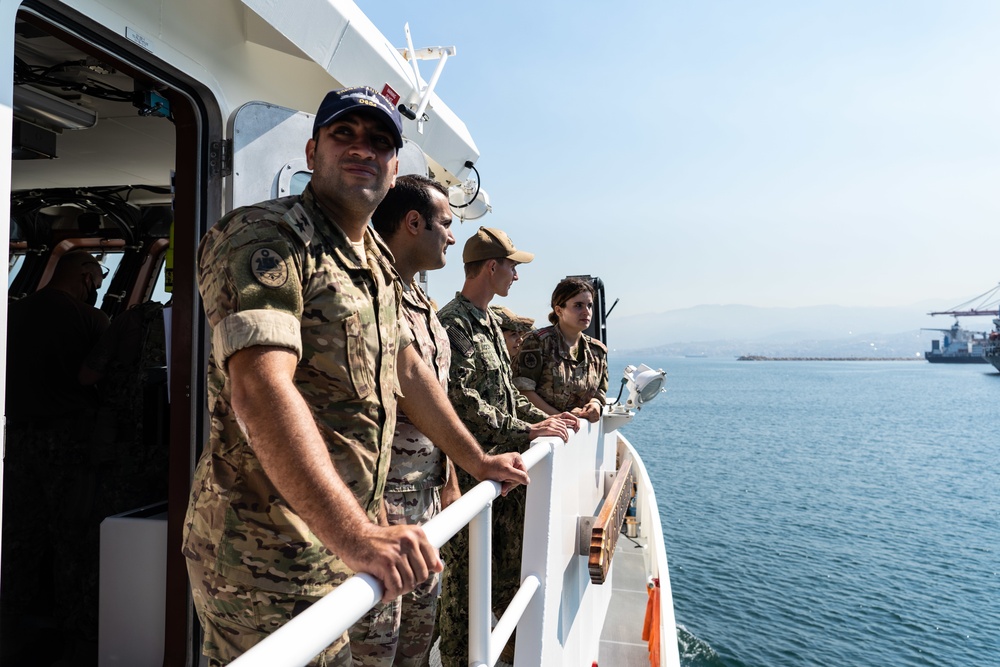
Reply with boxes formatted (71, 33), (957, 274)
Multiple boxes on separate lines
(229, 438), (559, 667)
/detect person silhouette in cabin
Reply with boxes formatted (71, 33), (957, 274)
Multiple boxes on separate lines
(2, 249), (110, 663)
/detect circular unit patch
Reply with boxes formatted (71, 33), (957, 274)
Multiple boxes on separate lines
(250, 247), (289, 288)
(522, 351), (540, 370)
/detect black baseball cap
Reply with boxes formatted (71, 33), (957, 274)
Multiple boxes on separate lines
(312, 86), (404, 148)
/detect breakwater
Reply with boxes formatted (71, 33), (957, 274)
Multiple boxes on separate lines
(737, 355), (921, 361)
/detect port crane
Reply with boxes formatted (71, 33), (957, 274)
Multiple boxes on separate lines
(928, 283), (1000, 317)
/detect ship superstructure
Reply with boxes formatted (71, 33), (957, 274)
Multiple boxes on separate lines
(0, 2), (679, 665)
(922, 321), (990, 363)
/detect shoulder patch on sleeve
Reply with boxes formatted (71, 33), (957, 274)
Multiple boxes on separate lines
(446, 325), (475, 358)
(521, 350), (541, 370)
(249, 247), (289, 288)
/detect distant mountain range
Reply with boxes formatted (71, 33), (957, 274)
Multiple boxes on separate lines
(606, 302), (998, 358)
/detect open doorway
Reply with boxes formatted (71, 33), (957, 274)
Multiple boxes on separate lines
(4, 7), (211, 665)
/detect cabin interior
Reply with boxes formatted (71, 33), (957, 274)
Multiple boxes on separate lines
(5, 7), (207, 665)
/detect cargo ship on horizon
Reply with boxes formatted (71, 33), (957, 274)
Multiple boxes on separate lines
(923, 284), (1000, 364)
(922, 321), (990, 363)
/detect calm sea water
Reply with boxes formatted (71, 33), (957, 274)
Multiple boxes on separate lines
(611, 357), (999, 667)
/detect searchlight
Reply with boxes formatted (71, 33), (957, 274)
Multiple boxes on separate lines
(604, 363), (666, 430)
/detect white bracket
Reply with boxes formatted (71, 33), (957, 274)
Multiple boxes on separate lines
(577, 516), (595, 556)
(398, 23), (457, 134)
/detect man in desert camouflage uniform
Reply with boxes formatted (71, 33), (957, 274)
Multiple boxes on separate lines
(182, 87), (529, 667)
(347, 174), (461, 666)
(435, 227), (579, 667)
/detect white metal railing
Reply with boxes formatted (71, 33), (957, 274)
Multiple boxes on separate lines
(229, 437), (560, 667)
(620, 437), (682, 667)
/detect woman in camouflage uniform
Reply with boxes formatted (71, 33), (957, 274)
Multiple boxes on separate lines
(513, 277), (608, 422)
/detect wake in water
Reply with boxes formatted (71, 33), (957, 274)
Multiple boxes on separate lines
(677, 624), (738, 667)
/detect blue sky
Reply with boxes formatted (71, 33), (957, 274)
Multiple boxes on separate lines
(359, 1), (1000, 323)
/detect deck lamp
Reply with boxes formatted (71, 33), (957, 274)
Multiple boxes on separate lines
(448, 183), (491, 221)
(13, 85), (98, 131)
(604, 363), (666, 430)
(449, 161), (492, 221)
(622, 364), (666, 410)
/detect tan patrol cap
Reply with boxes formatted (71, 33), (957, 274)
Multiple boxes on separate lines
(491, 306), (535, 333)
(462, 227), (535, 264)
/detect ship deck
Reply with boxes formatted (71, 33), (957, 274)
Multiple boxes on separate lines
(599, 532), (653, 666)
(426, 532), (653, 666)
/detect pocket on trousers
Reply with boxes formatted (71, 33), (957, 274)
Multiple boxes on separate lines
(363, 597), (401, 645)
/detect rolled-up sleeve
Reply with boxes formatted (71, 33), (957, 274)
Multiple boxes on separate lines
(212, 310), (302, 368)
(198, 212), (306, 368)
(397, 318), (414, 351)
(594, 355), (609, 405)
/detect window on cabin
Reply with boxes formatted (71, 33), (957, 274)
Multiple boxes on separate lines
(8, 254), (26, 288)
(290, 171), (311, 196)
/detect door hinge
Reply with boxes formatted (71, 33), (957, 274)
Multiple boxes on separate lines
(210, 139), (232, 177)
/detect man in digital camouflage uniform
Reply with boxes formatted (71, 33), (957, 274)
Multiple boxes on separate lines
(182, 87), (529, 667)
(353, 173), (462, 666)
(436, 228), (580, 666)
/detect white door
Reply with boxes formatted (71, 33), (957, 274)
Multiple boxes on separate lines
(230, 101), (315, 211)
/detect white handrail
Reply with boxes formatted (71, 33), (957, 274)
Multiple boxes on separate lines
(229, 437), (562, 667)
(468, 504), (492, 665)
(481, 574), (541, 667)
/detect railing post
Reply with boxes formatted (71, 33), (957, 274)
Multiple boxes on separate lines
(468, 503), (492, 667)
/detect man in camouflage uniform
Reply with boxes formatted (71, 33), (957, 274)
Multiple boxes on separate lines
(350, 174), (461, 666)
(436, 228), (579, 666)
(182, 87), (529, 667)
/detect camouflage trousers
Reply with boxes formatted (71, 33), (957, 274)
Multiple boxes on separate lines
(187, 560), (353, 666)
(437, 481), (525, 667)
(351, 486), (443, 667)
